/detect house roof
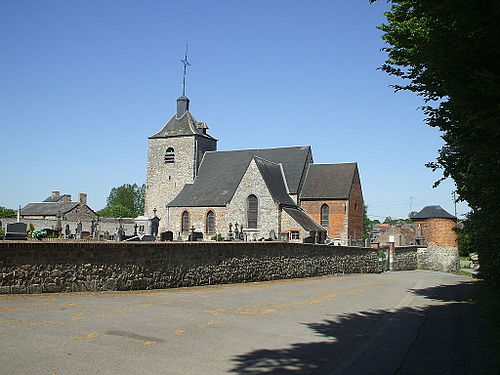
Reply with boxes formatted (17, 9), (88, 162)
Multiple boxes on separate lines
(412, 205), (456, 220)
(283, 207), (326, 232)
(254, 157), (296, 206)
(149, 111), (216, 140)
(300, 163), (358, 200)
(43, 194), (70, 203)
(21, 201), (79, 216)
(167, 146), (312, 207)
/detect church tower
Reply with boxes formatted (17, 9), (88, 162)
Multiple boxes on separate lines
(144, 95), (217, 225)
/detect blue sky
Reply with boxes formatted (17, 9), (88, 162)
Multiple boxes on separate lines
(0, 0), (468, 220)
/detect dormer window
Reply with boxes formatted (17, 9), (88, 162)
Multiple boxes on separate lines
(164, 147), (175, 163)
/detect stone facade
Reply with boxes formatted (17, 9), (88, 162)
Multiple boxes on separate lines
(167, 206), (227, 240)
(144, 96), (362, 244)
(225, 159), (279, 240)
(392, 246), (419, 271)
(280, 209), (311, 241)
(61, 203), (97, 222)
(417, 246), (459, 273)
(146, 136), (195, 222)
(0, 241), (380, 294)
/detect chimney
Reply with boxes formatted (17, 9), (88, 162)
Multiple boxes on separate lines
(176, 96), (190, 118)
(79, 193), (87, 206)
(51, 191), (60, 198)
(62, 195), (71, 203)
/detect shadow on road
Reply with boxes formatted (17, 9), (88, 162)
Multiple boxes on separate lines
(230, 280), (495, 375)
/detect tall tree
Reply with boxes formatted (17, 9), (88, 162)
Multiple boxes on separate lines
(373, 0), (500, 283)
(97, 183), (146, 218)
(0, 206), (16, 218)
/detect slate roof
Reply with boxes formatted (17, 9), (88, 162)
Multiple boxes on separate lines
(149, 111), (216, 140)
(300, 163), (358, 200)
(283, 207), (327, 232)
(168, 146), (312, 207)
(42, 194), (70, 203)
(412, 205), (456, 220)
(254, 157), (296, 206)
(21, 201), (79, 216)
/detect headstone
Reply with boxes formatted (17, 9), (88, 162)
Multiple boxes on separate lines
(64, 224), (71, 238)
(4, 222), (27, 240)
(188, 232), (203, 241)
(161, 231), (173, 241)
(150, 216), (160, 237)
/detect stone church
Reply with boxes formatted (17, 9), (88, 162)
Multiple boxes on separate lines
(145, 95), (364, 243)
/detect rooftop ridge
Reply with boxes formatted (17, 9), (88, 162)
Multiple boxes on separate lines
(204, 145), (311, 154)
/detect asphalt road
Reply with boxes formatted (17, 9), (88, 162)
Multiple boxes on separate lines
(0, 271), (491, 374)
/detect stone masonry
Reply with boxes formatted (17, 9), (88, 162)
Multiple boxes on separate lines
(0, 241), (380, 294)
(145, 136), (197, 223)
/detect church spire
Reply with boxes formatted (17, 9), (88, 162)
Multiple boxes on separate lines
(177, 44), (191, 118)
(180, 44), (191, 97)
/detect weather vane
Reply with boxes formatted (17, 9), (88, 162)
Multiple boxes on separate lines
(180, 44), (191, 96)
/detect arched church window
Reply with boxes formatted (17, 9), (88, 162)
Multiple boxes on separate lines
(164, 147), (175, 163)
(181, 211), (190, 232)
(206, 211), (215, 234)
(247, 195), (258, 229)
(321, 204), (329, 226)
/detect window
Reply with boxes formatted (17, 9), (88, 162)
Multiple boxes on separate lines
(247, 195), (258, 228)
(206, 211), (215, 234)
(139, 225), (145, 232)
(355, 203), (358, 211)
(321, 204), (329, 226)
(164, 147), (175, 163)
(290, 231), (300, 240)
(181, 211), (190, 232)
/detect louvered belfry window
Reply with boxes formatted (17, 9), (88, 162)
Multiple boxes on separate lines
(321, 204), (329, 227)
(206, 211), (215, 233)
(247, 195), (258, 228)
(164, 147), (175, 163)
(181, 211), (190, 232)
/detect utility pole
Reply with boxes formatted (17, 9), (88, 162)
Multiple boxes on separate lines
(452, 191), (457, 218)
(409, 197), (414, 217)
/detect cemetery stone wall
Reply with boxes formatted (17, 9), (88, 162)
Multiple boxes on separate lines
(0, 241), (379, 294)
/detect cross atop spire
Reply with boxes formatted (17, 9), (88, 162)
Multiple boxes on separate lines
(180, 44), (191, 96)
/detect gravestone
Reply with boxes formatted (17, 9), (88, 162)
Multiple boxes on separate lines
(150, 216), (160, 237)
(161, 231), (173, 241)
(4, 222), (27, 240)
(188, 232), (203, 241)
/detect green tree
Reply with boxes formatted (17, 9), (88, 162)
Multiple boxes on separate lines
(97, 183), (145, 218)
(363, 205), (373, 240)
(0, 206), (16, 218)
(373, 1), (500, 284)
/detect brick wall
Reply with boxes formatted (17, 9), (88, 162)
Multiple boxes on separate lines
(300, 200), (348, 241)
(414, 218), (457, 247)
(0, 241), (379, 294)
(347, 172), (363, 241)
